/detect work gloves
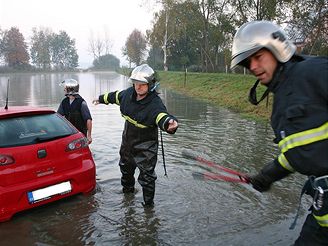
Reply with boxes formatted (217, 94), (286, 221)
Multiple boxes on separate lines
(249, 172), (273, 192)
(249, 159), (292, 192)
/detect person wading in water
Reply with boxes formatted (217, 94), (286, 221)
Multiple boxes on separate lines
(93, 64), (178, 207)
(58, 79), (93, 144)
(231, 20), (328, 245)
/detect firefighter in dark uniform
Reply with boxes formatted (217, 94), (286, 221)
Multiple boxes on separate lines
(231, 20), (328, 245)
(93, 64), (178, 207)
(57, 79), (93, 144)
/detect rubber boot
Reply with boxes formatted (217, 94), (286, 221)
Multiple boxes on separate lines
(122, 186), (135, 194)
(142, 188), (155, 207)
(120, 164), (135, 194)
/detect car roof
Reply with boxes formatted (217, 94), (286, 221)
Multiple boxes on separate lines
(0, 106), (55, 119)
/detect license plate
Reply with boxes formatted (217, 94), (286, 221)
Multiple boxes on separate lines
(27, 181), (72, 204)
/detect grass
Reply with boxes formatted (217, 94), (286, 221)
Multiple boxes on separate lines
(116, 68), (273, 123)
(158, 71), (272, 123)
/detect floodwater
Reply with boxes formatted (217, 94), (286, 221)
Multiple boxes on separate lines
(0, 72), (310, 245)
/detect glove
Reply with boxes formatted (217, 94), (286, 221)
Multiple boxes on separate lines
(249, 173), (274, 192)
(249, 159), (292, 192)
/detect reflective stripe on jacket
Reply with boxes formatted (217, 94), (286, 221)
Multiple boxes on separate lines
(277, 122), (328, 172)
(269, 55), (328, 176)
(99, 87), (176, 132)
(314, 213), (328, 227)
(268, 55), (328, 227)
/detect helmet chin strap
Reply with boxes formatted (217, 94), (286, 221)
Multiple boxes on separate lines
(65, 92), (78, 97)
(150, 82), (160, 92)
(248, 80), (270, 105)
(248, 63), (284, 105)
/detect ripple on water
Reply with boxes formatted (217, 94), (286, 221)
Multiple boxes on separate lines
(0, 73), (305, 245)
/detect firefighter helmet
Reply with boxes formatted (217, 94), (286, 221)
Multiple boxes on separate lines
(231, 20), (296, 69)
(59, 79), (79, 95)
(129, 64), (159, 92)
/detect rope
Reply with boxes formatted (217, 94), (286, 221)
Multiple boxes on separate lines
(160, 130), (167, 176)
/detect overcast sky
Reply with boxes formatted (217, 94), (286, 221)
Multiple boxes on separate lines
(0, 0), (159, 68)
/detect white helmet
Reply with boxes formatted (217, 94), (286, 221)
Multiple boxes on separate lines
(59, 79), (79, 95)
(129, 64), (159, 92)
(129, 64), (156, 84)
(231, 20), (296, 69)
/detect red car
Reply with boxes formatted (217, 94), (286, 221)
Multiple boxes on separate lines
(0, 106), (96, 222)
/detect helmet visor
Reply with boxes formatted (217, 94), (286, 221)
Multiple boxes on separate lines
(231, 46), (262, 69)
(131, 78), (148, 84)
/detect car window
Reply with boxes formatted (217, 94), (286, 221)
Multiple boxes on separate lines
(0, 113), (77, 147)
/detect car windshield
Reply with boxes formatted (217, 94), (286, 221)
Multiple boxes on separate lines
(0, 113), (77, 147)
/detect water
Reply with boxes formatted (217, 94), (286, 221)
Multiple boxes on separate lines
(0, 72), (309, 245)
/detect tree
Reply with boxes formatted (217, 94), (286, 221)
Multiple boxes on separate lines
(93, 54), (120, 70)
(197, 0), (219, 72)
(88, 28), (113, 61)
(164, 1), (203, 70)
(148, 0), (234, 71)
(30, 27), (53, 70)
(49, 31), (79, 70)
(211, 1), (236, 72)
(146, 0), (177, 71)
(122, 29), (147, 66)
(229, 0), (327, 56)
(160, 0), (175, 71)
(88, 31), (103, 61)
(285, 0), (328, 56)
(229, 0), (280, 23)
(0, 27), (5, 64)
(1, 27), (29, 68)
(147, 46), (164, 70)
(147, 1), (202, 71)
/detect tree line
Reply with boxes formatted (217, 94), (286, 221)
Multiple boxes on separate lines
(0, 27), (120, 72)
(1, 0), (327, 73)
(124, 0), (327, 72)
(0, 27), (79, 71)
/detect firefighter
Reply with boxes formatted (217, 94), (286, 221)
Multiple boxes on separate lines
(93, 64), (178, 207)
(231, 20), (328, 245)
(58, 79), (93, 144)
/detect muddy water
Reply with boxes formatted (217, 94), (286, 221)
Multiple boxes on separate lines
(0, 72), (309, 245)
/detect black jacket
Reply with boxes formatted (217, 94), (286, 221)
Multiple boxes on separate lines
(60, 96), (87, 136)
(267, 55), (328, 176)
(99, 87), (177, 136)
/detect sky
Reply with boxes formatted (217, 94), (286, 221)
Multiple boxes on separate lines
(0, 0), (159, 68)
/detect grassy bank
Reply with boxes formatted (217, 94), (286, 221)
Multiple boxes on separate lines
(117, 68), (272, 122)
(158, 71), (272, 123)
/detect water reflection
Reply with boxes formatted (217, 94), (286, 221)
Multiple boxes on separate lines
(0, 71), (307, 245)
(0, 71), (128, 109)
(0, 193), (98, 246)
(118, 193), (161, 245)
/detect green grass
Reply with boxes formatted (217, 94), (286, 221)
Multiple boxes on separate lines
(158, 71), (272, 123)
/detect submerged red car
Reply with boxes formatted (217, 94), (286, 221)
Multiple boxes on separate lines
(0, 106), (96, 222)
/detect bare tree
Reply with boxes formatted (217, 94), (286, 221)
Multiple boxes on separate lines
(144, 0), (175, 71)
(88, 27), (113, 61)
(103, 27), (113, 55)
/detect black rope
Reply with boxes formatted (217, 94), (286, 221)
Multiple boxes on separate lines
(160, 130), (167, 176)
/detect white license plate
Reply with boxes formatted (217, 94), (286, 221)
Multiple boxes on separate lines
(27, 181), (72, 203)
